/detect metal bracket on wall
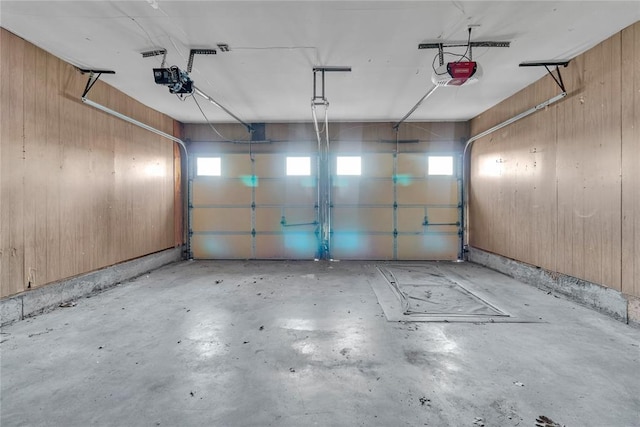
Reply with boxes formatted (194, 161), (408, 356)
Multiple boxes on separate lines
(519, 60), (571, 93)
(77, 68), (116, 98)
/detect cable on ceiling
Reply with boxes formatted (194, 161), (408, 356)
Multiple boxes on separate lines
(457, 27), (473, 62)
(192, 94), (235, 142)
(431, 51), (468, 75)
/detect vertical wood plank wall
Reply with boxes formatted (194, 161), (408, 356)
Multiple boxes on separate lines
(469, 21), (640, 298)
(0, 29), (180, 299)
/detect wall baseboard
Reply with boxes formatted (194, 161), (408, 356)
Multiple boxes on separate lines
(1, 247), (183, 326)
(467, 247), (631, 324)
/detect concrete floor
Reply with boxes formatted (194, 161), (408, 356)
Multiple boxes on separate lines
(1, 260), (639, 427)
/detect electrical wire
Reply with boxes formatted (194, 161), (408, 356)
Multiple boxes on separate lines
(432, 51), (468, 75)
(191, 94), (235, 142)
(458, 27), (473, 63)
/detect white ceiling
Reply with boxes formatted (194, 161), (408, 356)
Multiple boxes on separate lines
(2, 1), (639, 124)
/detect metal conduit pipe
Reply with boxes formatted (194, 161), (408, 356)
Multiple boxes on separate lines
(81, 97), (191, 258)
(460, 91), (567, 259)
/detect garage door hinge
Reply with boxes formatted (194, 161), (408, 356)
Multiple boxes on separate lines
(251, 203), (256, 210)
(393, 202), (398, 209)
(393, 229), (398, 237)
(251, 229), (256, 236)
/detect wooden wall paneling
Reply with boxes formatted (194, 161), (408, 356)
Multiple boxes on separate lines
(174, 140), (183, 246)
(43, 49), (62, 285)
(0, 29), (178, 298)
(512, 116), (534, 264)
(111, 90), (132, 262)
(0, 30), (26, 296)
(494, 128), (511, 258)
(621, 22), (640, 297)
(58, 62), (80, 279)
(93, 81), (116, 270)
(174, 119), (184, 248)
(22, 40), (38, 291)
(570, 36), (621, 290)
(468, 137), (494, 252)
(558, 56), (592, 282)
(597, 35), (622, 290)
(30, 45), (51, 288)
(530, 77), (559, 271)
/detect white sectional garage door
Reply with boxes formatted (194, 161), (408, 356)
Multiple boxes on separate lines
(191, 152), (319, 259)
(330, 151), (460, 260)
(190, 149), (461, 260)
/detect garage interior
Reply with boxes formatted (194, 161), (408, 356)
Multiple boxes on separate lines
(1, 1), (639, 426)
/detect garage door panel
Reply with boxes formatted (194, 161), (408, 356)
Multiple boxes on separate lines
(222, 154), (253, 177)
(256, 233), (318, 259)
(255, 235), (284, 258)
(192, 208), (251, 232)
(332, 207), (391, 232)
(254, 154), (284, 177)
(396, 180), (457, 205)
(362, 153), (393, 177)
(193, 179), (252, 205)
(332, 179), (393, 205)
(397, 153), (427, 177)
(425, 207), (459, 224)
(255, 179), (317, 205)
(397, 208), (426, 233)
(331, 234), (393, 260)
(192, 234), (252, 259)
(256, 207), (317, 232)
(397, 234), (459, 260)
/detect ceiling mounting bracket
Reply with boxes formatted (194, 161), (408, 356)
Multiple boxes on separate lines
(519, 60), (571, 93)
(77, 68), (116, 98)
(187, 49), (217, 73)
(419, 40), (510, 66)
(312, 66), (352, 105)
(141, 48), (167, 67)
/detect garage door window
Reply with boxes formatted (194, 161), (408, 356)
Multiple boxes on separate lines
(428, 156), (453, 176)
(197, 157), (221, 176)
(336, 156), (361, 176)
(286, 157), (311, 176)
